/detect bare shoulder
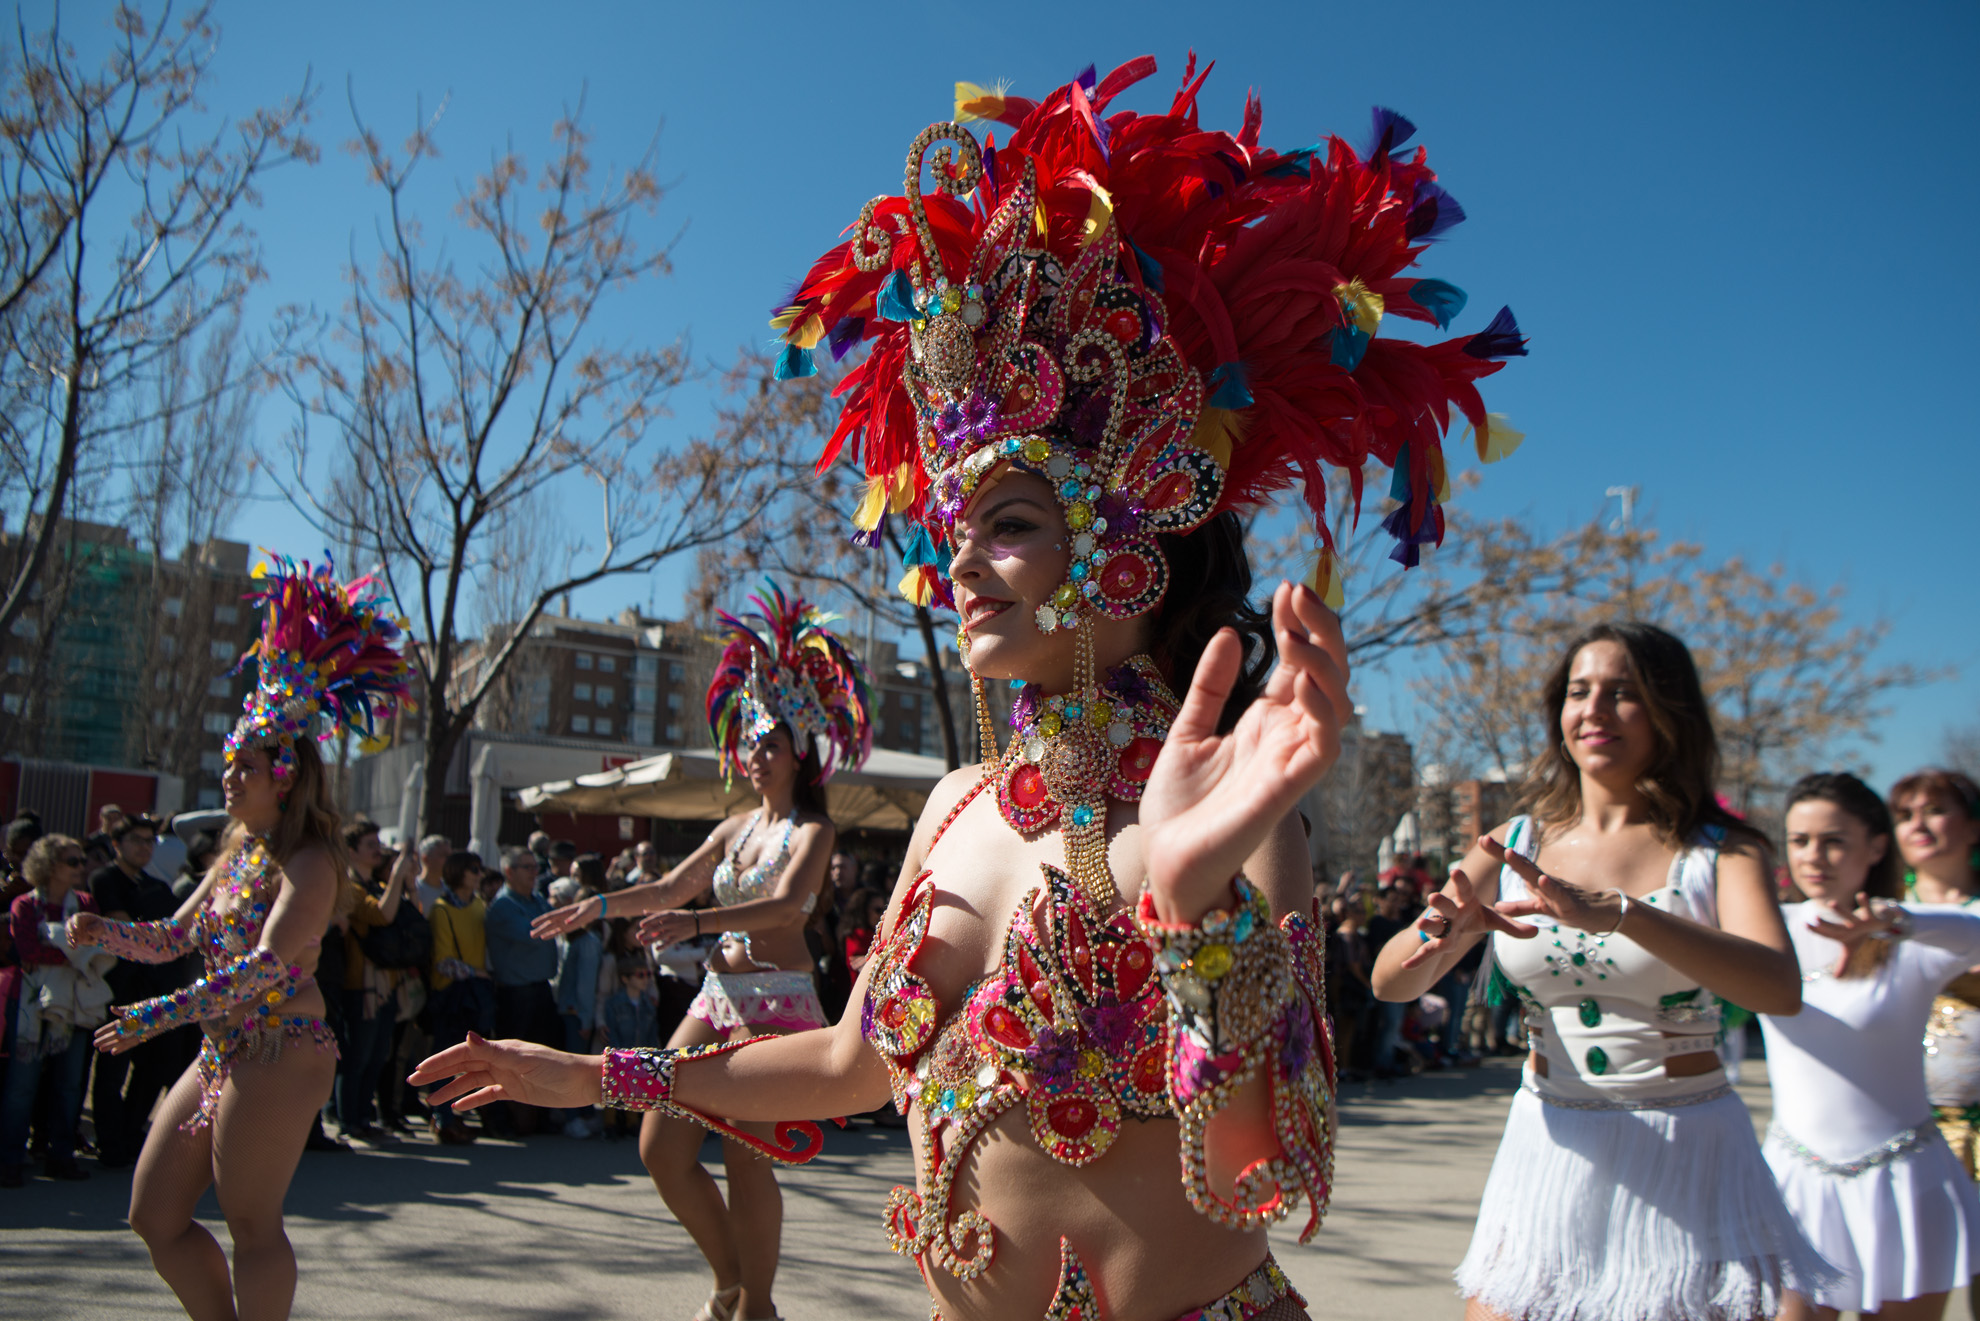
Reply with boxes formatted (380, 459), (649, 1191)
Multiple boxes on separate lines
(793, 812), (837, 846)
(924, 764), (984, 822)
(277, 844), (339, 897)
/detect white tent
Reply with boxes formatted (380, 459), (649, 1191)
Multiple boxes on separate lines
(516, 746), (952, 832)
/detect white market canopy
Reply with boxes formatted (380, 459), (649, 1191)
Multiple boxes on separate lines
(515, 746), (952, 832)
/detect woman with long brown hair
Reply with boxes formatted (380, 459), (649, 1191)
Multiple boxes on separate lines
(1373, 621), (1826, 1321)
(67, 556), (411, 1321)
(1758, 771), (1980, 1321)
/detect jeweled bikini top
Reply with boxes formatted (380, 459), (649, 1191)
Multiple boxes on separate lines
(197, 839), (281, 964)
(860, 787), (1171, 1280)
(712, 811), (799, 908)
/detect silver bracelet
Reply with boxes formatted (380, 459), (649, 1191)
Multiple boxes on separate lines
(1597, 892), (1631, 937)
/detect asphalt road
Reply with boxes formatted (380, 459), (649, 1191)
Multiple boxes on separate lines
(6, 1056), (1922, 1321)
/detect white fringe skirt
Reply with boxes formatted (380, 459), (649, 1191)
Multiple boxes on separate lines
(1765, 1122), (1980, 1313)
(1456, 1087), (1834, 1321)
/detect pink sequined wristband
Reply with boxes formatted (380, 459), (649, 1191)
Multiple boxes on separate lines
(600, 1048), (678, 1111)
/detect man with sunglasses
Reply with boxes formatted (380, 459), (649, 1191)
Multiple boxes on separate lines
(87, 815), (193, 1168)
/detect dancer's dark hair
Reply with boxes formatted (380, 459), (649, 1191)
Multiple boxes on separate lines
(1154, 512), (1275, 734)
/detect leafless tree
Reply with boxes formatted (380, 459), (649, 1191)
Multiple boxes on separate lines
(124, 307), (258, 785)
(1410, 507), (1939, 824)
(283, 95), (785, 833)
(0, 1), (313, 649)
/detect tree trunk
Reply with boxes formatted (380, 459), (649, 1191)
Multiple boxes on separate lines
(419, 708), (469, 842)
(912, 603), (961, 770)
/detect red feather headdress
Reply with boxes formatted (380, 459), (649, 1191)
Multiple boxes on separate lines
(773, 56), (1524, 621)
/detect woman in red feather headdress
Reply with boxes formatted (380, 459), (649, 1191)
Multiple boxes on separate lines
(417, 57), (1522, 1321)
(67, 554), (412, 1320)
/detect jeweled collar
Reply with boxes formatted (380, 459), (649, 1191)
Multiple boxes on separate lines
(996, 655), (1175, 832)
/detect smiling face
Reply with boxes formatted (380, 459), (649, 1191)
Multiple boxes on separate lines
(222, 745), (284, 831)
(1558, 640), (1658, 783)
(1894, 788), (1980, 875)
(1786, 797), (1888, 904)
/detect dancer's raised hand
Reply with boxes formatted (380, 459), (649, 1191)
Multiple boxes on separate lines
(408, 1032), (603, 1111)
(1484, 835), (1628, 933)
(1398, 866), (1538, 970)
(1140, 581), (1348, 920)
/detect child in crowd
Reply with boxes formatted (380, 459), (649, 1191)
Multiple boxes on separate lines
(599, 956), (661, 1139)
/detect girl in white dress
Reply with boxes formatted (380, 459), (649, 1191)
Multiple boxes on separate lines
(1373, 622), (1829, 1321)
(1761, 771), (1980, 1321)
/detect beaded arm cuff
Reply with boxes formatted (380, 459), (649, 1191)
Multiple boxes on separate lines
(1136, 878), (1337, 1242)
(598, 1039), (838, 1165)
(112, 946), (300, 1046)
(83, 916), (194, 964)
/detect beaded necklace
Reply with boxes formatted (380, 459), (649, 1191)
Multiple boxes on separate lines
(991, 653), (1177, 910)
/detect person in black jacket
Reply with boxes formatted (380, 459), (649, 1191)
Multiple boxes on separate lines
(87, 816), (195, 1168)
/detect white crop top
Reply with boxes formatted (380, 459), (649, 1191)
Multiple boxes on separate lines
(1492, 815), (1728, 1104)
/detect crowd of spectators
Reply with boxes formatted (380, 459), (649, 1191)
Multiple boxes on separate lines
(1320, 855), (1523, 1084)
(0, 800), (1539, 1182)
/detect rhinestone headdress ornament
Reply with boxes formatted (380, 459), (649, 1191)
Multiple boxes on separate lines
(224, 552), (414, 780)
(774, 55), (1527, 626)
(707, 582), (874, 786)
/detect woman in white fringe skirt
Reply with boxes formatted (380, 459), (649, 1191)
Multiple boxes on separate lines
(1373, 622), (1830, 1321)
(1761, 772), (1980, 1321)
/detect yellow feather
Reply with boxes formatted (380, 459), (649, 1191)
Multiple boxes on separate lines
(1304, 547), (1346, 611)
(887, 462), (918, 513)
(768, 305), (804, 331)
(898, 565), (933, 606)
(954, 81), (1006, 124)
(1429, 446), (1452, 504)
(1081, 183), (1114, 248)
(854, 476), (888, 531)
(790, 314), (826, 350)
(1334, 279), (1385, 335)
(1468, 412), (1526, 464)
(1189, 406), (1245, 470)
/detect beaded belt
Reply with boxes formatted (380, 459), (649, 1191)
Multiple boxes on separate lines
(1767, 1119), (1935, 1177)
(1525, 1080), (1733, 1112)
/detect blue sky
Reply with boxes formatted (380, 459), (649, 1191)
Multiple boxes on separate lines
(50, 2), (1980, 788)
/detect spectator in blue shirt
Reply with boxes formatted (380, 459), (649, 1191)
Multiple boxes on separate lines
(483, 847), (563, 1134)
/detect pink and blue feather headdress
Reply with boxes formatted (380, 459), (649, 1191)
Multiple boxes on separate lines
(224, 552), (414, 780)
(707, 583), (873, 785)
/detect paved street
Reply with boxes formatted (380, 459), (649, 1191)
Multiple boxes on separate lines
(1, 1056), (1864, 1321)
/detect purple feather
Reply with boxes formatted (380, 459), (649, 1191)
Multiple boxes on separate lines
(1463, 306), (1528, 360)
(827, 316), (865, 361)
(1405, 182), (1466, 241)
(1359, 106), (1417, 164)
(848, 513), (887, 550)
(1074, 63), (1097, 93)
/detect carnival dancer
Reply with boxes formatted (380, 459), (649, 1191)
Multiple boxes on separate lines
(414, 56), (1525, 1321)
(1758, 772), (1980, 1321)
(1373, 622), (1829, 1321)
(68, 555), (411, 1321)
(533, 585), (866, 1321)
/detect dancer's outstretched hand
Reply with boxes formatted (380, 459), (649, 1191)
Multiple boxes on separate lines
(1397, 866), (1538, 970)
(1140, 582), (1348, 921)
(1484, 836), (1627, 934)
(408, 1033), (603, 1111)
(531, 894), (602, 940)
